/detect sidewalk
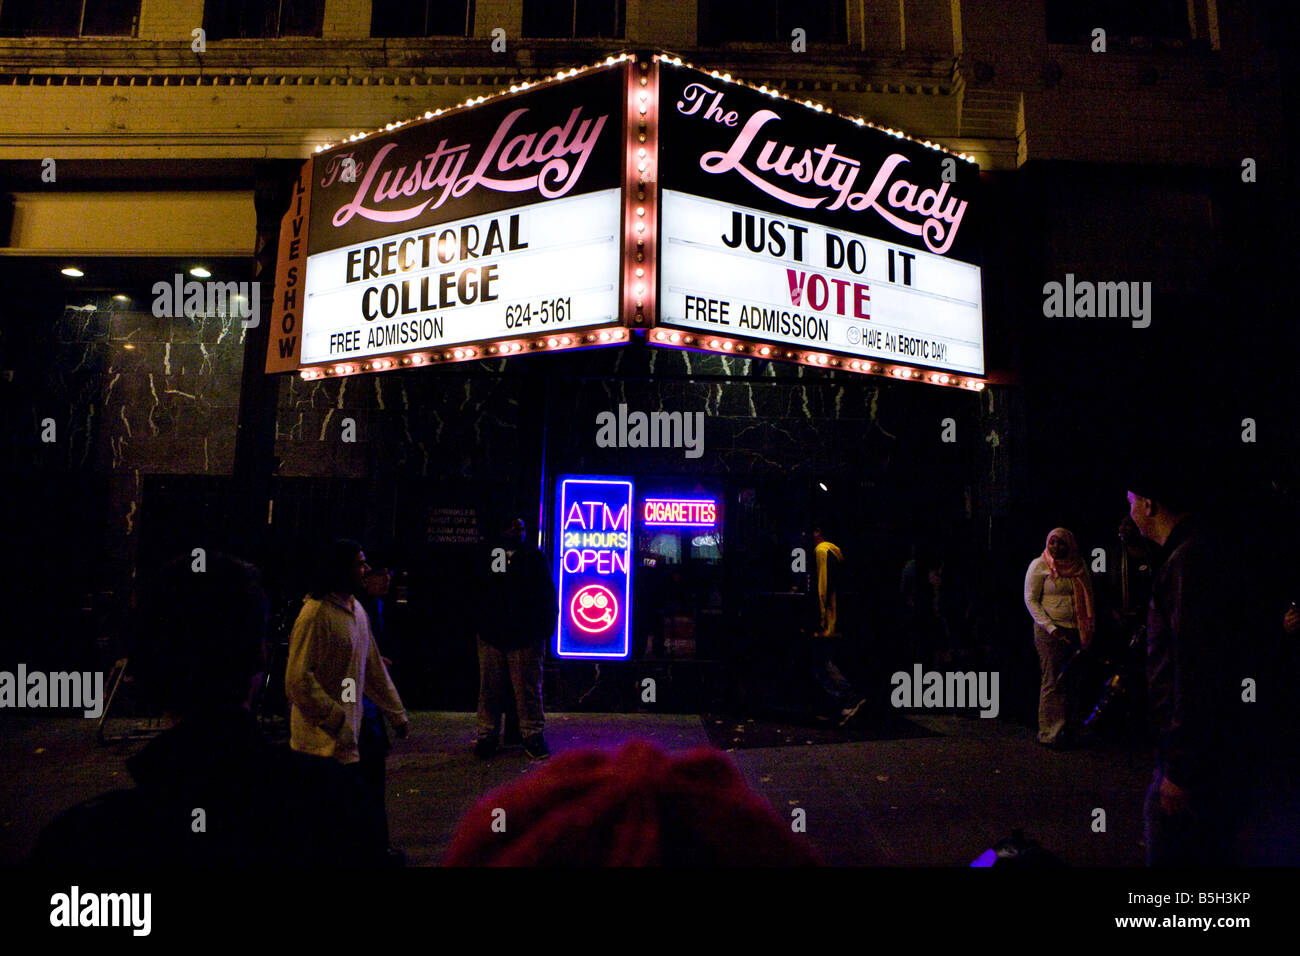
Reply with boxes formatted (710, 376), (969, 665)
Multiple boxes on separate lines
(384, 711), (1152, 866)
(10, 712), (1300, 868)
(4, 711), (1294, 866)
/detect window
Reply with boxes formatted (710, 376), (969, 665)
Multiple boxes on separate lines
(0, 0), (139, 37)
(521, 0), (623, 39)
(371, 0), (474, 37)
(1046, 0), (1191, 44)
(202, 0), (325, 40)
(699, 0), (845, 45)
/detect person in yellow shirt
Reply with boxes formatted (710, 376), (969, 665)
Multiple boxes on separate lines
(809, 527), (865, 726)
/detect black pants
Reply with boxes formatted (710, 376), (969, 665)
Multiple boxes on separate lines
(357, 698), (391, 847)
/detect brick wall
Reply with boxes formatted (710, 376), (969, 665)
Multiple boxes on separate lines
(473, 0), (520, 40)
(137, 0), (205, 42)
(323, 0), (371, 39)
(628, 0), (696, 49)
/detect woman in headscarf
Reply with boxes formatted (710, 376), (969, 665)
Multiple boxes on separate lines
(1024, 527), (1096, 749)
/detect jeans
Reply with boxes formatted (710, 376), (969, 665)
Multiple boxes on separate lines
(477, 639), (544, 739)
(1033, 624), (1077, 743)
(809, 637), (857, 710)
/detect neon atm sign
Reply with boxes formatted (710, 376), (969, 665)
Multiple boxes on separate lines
(642, 498), (717, 527)
(555, 477), (633, 659)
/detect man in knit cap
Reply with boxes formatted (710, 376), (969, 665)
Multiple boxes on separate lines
(1126, 457), (1253, 865)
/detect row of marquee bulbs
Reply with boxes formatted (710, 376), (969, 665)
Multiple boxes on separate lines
(656, 55), (976, 163)
(302, 326), (985, 390)
(651, 329), (985, 390)
(314, 55), (638, 153)
(312, 52), (977, 165)
(300, 327), (630, 379)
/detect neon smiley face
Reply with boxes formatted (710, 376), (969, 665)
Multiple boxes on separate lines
(570, 583), (618, 634)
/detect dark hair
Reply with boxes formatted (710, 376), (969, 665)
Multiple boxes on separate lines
(309, 538), (364, 600)
(1127, 460), (1196, 515)
(131, 552), (268, 716)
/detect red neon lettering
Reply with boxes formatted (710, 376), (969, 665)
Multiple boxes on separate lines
(643, 499), (719, 524)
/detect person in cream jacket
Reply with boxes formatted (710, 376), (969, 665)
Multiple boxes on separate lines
(286, 538), (408, 764)
(1024, 527), (1095, 748)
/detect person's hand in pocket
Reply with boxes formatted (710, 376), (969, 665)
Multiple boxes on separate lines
(332, 712), (356, 754)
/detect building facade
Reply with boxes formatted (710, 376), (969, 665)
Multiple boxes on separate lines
(0, 1), (1288, 715)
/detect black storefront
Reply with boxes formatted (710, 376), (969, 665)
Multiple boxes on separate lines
(127, 53), (1002, 718)
(175, 346), (988, 718)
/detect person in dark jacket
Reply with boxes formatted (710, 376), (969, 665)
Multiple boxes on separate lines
(31, 553), (384, 867)
(474, 517), (558, 761)
(1127, 467), (1252, 866)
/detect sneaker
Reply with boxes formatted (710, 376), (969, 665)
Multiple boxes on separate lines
(838, 698), (867, 727)
(523, 733), (550, 761)
(473, 736), (499, 759)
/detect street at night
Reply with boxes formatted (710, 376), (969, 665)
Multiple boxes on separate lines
(2, 0), (1298, 941)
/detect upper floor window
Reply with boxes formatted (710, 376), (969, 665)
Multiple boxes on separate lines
(522, 0), (623, 39)
(0, 0), (140, 37)
(203, 0), (325, 40)
(372, 0), (475, 37)
(699, 0), (846, 45)
(1046, 0), (1191, 45)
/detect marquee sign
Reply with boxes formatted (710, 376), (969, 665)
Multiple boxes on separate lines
(268, 53), (986, 389)
(555, 476), (633, 659)
(267, 62), (631, 376)
(654, 60), (985, 379)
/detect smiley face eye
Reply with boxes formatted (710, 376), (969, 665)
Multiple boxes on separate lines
(580, 593), (595, 608)
(593, 594), (607, 608)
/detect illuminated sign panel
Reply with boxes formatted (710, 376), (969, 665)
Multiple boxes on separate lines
(268, 55), (987, 388)
(299, 192), (620, 365)
(268, 64), (626, 375)
(656, 63), (984, 377)
(555, 477), (633, 659)
(642, 497), (718, 527)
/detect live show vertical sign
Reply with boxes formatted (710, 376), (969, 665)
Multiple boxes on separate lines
(266, 163), (312, 373)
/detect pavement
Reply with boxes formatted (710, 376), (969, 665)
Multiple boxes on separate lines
(3, 710), (1296, 867)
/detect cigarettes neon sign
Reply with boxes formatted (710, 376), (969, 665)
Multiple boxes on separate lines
(555, 477), (633, 659)
(642, 498), (718, 527)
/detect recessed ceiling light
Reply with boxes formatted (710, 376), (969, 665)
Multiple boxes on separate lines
(113, 294), (129, 302)
(189, 266), (211, 278)
(61, 267), (84, 277)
